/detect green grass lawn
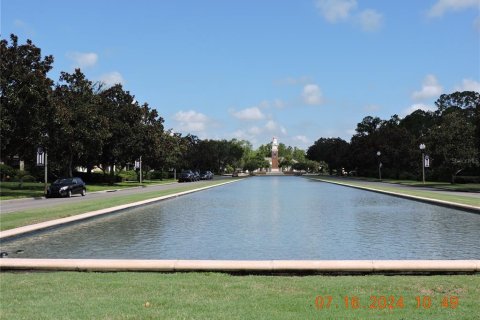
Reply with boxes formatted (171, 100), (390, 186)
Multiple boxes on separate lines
(0, 272), (478, 319)
(313, 177), (480, 207)
(342, 177), (480, 192)
(0, 180), (231, 231)
(0, 180), (176, 200)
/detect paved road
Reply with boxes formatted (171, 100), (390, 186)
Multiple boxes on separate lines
(314, 176), (480, 200)
(0, 177), (232, 214)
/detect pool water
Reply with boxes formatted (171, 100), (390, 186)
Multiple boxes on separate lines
(1, 177), (479, 260)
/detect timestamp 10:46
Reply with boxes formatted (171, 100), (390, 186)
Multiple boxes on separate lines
(315, 295), (459, 310)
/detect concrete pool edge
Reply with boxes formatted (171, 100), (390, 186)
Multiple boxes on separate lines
(1, 259), (478, 274)
(311, 178), (480, 213)
(0, 180), (241, 240)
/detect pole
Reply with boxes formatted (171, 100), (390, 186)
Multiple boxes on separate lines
(174, 168), (176, 180)
(378, 162), (381, 180)
(422, 152), (425, 184)
(44, 150), (48, 195)
(139, 156), (142, 184)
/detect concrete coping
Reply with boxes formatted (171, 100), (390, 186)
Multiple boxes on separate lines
(0, 259), (478, 274)
(0, 180), (240, 240)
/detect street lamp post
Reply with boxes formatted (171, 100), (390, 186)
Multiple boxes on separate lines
(419, 143), (426, 184)
(135, 156), (142, 184)
(376, 151), (382, 180)
(36, 133), (48, 196)
(139, 156), (142, 184)
(169, 131), (177, 180)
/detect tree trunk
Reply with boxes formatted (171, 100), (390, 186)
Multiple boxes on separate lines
(67, 153), (73, 177)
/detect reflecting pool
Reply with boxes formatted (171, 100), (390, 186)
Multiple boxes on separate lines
(2, 176), (479, 259)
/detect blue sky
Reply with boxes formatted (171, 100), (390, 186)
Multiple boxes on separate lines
(2, 0), (479, 148)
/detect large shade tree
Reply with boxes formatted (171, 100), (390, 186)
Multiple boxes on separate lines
(0, 34), (54, 162)
(50, 69), (108, 177)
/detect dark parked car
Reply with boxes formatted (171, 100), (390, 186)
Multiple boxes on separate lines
(47, 177), (86, 198)
(200, 171), (213, 180)
(178, 170), (195, 182)
(193, 170), (200, 181)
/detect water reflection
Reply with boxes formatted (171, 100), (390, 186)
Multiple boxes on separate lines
(1, 176), (479, 259)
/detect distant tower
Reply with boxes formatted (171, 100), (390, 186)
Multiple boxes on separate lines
(271, 137), (279, 172)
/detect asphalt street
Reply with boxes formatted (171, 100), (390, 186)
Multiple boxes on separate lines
(0, 177), (231, 214)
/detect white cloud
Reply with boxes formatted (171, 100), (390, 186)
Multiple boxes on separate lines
(402, 104), (436, 117)
(364, 104), (381, 112)
(302, 84), (324, 105)
(315, 0), (357, 22)
(454, 78), (480, 92)
(428, 0), (480, 17)
(99, 71), (125, 87)
(232, 107), (265, 120)
(265, 120), (277, 131)
(411, 74), (443, 101)
(248, 126), (262, 135)
(358, 9), (383, 32)
(67, 51), (98, 69)
(257, 99), (287, 109)
(173, 110), (210, 133)
(13, 19), (35, 36)
(314, 1), (384, 32)
(265, 120), (287, 135)
(293, 135), (309, 144)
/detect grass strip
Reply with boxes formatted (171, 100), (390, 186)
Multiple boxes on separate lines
(312, 178), (479, 207)
(0, 180), (230, 231)
(0, 272), (478, 319)
(338, 177), (480, 192)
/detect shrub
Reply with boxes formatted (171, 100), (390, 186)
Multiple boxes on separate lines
(74, 171), (122, 184)
(118, 170), (138, 182)
(0, 164), (16, 181)
(21, 175), (36, 182)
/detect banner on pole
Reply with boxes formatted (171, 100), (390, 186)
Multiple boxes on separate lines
(424, 155), (430, 168)
(36, 147), (45, 166)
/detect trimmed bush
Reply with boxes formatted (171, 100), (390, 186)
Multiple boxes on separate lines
(118, 170), (138, 181)
(0, 164), (16, 181)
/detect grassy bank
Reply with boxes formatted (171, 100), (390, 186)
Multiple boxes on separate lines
(312, 177), (479, 208)
(0, 180), (177, 200)
(331, 176), (480, 192)
(0, 180), (231, 231)
(0, 272), (478, 319)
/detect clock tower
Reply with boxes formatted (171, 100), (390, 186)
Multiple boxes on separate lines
(271, 137), (279, 172)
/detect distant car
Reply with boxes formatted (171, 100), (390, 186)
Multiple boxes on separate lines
(178, 170), (195, 182)
(47, 177), (86, 198)
(193, 170), (201, 181)
(200, 171), (213, 180)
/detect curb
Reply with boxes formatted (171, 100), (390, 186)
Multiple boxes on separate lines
(0, 180), (240, 240)
(311, 178), (480, 213)
(1, 259), (478, 274)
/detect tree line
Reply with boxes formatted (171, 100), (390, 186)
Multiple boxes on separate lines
(1, 35), (313, 183)
(306, 91), (479, 183)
